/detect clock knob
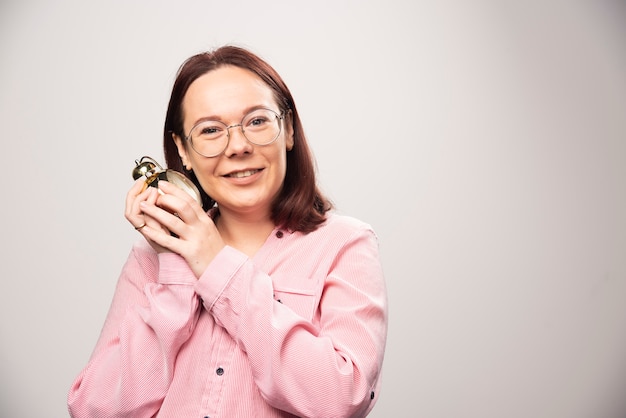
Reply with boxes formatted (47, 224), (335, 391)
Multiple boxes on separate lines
(132, 156), (162, 182)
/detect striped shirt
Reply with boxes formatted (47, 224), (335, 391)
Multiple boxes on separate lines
(68, 213), (388, 417)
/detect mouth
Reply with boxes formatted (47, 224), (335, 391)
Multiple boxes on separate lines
(225, 169), (262, 178)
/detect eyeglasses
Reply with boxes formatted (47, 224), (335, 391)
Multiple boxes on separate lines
(185, 108), (285, 158)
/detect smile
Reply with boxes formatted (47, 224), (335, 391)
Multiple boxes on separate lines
(226, 169), (261, 178)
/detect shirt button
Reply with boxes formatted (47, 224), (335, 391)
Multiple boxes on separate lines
(275, 230), (284, 238)
(370, 391), (375, 400)
(216, 367), (224, 376)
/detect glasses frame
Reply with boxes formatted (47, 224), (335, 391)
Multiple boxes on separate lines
(184, 108), (285, 158)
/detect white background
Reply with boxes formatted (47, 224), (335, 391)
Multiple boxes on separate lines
(1, 1), (626, 417)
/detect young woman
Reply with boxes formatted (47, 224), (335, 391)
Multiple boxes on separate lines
(68, 45), (388, 418)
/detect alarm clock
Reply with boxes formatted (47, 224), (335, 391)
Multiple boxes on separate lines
(132, 156), (202, 206)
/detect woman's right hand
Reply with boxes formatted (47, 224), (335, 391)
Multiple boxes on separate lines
(125, 179), (169, 254)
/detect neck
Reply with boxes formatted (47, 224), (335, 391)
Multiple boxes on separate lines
(215, 208), (276, 257)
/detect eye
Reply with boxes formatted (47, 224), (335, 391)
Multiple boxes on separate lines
(245, 110), (275, 131)
(193, 122), (224, 139)
(249, 116), (268, 127)
(201, 126), (220, 134)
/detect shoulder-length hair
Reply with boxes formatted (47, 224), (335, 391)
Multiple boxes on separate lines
(163, 45), (332, 233)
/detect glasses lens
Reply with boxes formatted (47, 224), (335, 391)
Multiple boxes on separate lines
(189, 120), (229, 157)
(242, 109), (281, 145)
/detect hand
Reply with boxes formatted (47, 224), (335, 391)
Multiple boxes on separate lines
(134, 180), (225, 278)
(125, 179), (169, 252)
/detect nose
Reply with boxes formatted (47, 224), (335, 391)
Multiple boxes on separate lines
(224, 123), (253, 156)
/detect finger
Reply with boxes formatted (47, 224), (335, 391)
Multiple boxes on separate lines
(136, 190), (173, 237)
(156, 180), (194, 200)
(125, 180), (142, 215)
(125, 179), (152, 226)
(134, 211), (171, 253)
(136, 208), (185, 253)
(139, 197), (185, 235)
(156, 180), (205, 213)
(155, 181), (207, 221)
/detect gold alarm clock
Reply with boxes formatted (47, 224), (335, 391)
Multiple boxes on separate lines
(132, 156), (202, 205)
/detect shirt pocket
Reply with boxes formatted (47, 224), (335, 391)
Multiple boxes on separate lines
(272, 277), (319, 320)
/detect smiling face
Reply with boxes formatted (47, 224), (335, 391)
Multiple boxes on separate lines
(173, 65), (294, 220)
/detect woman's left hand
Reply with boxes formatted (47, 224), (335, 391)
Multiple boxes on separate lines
(138, 180), (225, 278)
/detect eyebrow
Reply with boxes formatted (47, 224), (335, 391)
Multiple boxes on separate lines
(190, 104), (275, 127)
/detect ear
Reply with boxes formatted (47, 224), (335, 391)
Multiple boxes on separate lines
(172, 132), (192, 170)
(284, 111), (294, 151)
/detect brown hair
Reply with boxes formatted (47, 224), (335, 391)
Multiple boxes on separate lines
(163, 45), (332, 233)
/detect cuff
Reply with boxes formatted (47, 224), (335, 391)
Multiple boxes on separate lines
(194, 246), (248, 310)
(157, 252), (196, 285)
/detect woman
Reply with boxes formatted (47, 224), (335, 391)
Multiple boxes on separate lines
(68, 45), (388, 418)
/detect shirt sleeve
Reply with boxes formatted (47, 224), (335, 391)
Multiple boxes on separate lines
(195, 225), (388, 418)
(67, 240), (201, 418)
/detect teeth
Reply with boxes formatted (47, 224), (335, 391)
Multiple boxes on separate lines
(230, 169), (258, 178)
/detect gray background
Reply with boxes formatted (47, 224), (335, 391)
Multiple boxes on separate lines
(1, 1), (626, 417)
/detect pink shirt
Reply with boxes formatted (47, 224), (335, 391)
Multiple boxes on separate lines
(68, 213), (388, 417)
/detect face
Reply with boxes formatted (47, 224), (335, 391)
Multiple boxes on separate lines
(173, 65), (294, 219)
